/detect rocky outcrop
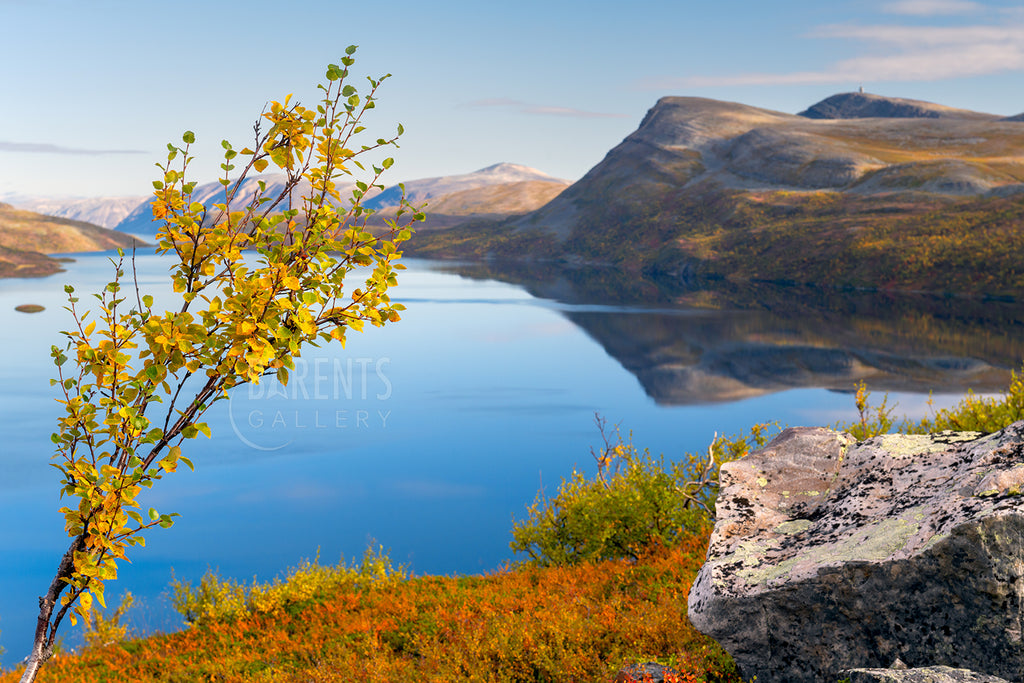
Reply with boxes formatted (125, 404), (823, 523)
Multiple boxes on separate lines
(798, 92), (998, 121)
(841, 666), (1012, 682)
(688, 422), (1024, 683)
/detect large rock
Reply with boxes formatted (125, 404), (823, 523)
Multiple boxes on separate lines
(688, 422), (1024, 683)
(841, 665), (1012, 682)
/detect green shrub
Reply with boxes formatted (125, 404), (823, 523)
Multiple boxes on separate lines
(510, 416), (774, 566)
(170, 545), (405, 625)
(842, 381), (897, 441)
(838, 369), (1024, 438)
(904, 368), (1024, 434)
(82, 591), (135, 650)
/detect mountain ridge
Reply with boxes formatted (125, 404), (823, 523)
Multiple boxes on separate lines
(505, 91), (1024, 241)
(797, 91), (1001, 121)
(407, 91), (1024, 298)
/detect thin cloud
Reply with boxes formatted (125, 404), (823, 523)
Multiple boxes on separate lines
(0, 141), (147, 155)
(644, 22), (1024, 88)
(882, 0), (985, 15)
(466, 98), (629, 119)
(814, 23), (1024, 45)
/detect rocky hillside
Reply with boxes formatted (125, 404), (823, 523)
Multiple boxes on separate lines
(409, 92), (1024, 298)
(0, 202), (144, 278)
(509, 92), (1024, 238)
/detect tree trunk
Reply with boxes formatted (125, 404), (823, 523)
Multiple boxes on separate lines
(19, 534), (85, 683)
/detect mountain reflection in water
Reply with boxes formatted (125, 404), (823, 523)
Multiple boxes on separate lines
(437, 261), (1024, 404)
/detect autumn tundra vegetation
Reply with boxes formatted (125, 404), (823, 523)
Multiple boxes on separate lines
(7, 50), (1024, 683)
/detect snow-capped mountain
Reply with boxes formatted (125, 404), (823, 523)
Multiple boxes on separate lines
(365, 163), (567, 210)
(113, 174), (363, 235)
(113, 163), (565, 234)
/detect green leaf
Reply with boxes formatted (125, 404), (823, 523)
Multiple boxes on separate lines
(148, 507), (159, 521)
(182, 131), (196, 144)
(345, 45), (357, 55)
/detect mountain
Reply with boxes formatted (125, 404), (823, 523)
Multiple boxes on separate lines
(367, 164), (569, 230)
(366, 163), (567, 209)
(3, 194), (147, 229)
(114, 163), (568, 234)
(797, 92), (999, 121)
(0, 202), (144, 278)
(114, 173), (321, 235)
(408, 92), (1024, 297)
(511, 93), (1024, 237)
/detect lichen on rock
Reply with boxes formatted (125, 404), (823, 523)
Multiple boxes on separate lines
(688, 422), (1024, 683)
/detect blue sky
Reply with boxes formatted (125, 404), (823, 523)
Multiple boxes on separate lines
(1, 0), (1023, 197)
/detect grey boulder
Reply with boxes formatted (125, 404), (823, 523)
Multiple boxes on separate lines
(688, 422), (1024, 683)
(841, 665), (1012, 682)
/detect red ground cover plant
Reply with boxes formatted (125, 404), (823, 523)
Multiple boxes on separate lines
(0, 527), (743, 683)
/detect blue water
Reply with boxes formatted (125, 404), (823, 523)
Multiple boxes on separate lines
(0, 250), (1000, 665)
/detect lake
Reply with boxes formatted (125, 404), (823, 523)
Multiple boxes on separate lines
(0, 249), (1021, 664)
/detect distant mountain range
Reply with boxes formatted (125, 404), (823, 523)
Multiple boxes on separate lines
(6, 90), (1024, 294)
(7, 162), (569, 237)
(0, 162), (567, 279)
(0, 193), (146, 229)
